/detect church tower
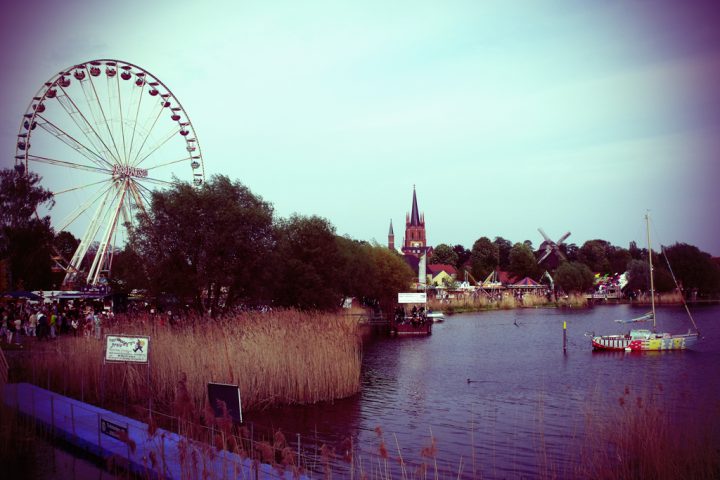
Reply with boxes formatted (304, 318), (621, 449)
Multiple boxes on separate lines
(388, 219), (395, 251)
(401, 186), (429, 257)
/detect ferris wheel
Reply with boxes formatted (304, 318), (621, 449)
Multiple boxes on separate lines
(14, 59), (205, 288)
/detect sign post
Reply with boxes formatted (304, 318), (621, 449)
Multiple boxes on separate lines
(104, 334), (152, 417)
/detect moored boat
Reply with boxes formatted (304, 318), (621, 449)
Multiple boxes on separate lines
(591, 213), (700, 352)
(391, 292), (433, 336)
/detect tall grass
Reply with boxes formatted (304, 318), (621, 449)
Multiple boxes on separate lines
(575, 386), (720, 480)
(14, 310), (362, 414)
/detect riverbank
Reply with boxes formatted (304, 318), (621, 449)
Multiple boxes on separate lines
(427, 291), (715, 315)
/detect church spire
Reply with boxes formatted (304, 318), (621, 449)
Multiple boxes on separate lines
(410, 185), (421, 226)
(388, 219), (395, 250)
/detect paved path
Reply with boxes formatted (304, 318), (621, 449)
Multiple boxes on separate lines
(3, 383), (303, 480)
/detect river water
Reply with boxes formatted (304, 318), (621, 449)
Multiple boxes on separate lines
(248, 304), (720, 479)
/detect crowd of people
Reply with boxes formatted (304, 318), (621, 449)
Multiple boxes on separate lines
(0, 300), (110, 346)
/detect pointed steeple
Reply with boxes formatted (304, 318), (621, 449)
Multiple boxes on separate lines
(388, 219), (395, 251)
(410, 185), (421, 226)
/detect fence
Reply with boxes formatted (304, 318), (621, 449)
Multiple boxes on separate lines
(0, 346), (8, 390)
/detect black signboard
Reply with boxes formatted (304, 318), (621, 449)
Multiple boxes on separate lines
(207, 382), (243, 423)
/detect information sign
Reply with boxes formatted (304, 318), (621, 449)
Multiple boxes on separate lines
(105, 335), (150, 364)
(398, 292), (427, 304)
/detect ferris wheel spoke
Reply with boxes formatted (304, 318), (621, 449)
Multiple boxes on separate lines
(133, 180), (156, 205)
(34, 114), (111, 169)
(145, 156), (193, 171)
(87, 181), (129, 284)
(81, 69), (124, 165)
(53, 178), (109, 196)
(127, 78), (146, 165)
(56, 84), (120, 164)
(28, 154), (112, 175)
(126, 181), (150, 217)
(134, 128), (182, 168)
(67, 184), (122, 283)
(111, 67), (129, 164)
(140, 176), (176, 187)
(56, 180), (116, 232)
(130, 103), (164, 166)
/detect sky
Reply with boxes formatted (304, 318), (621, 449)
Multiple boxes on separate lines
(2, 0), (720, 256)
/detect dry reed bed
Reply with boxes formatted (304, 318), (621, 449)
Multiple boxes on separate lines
(574, 385), (720, 480)
(17, 310), (362, 414)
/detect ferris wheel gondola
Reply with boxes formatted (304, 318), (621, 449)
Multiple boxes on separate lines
(14, 59), (205, 288)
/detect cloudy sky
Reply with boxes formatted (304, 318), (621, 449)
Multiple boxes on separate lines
(2, 0), (720, 255)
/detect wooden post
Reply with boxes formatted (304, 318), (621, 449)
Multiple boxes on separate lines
(563, 321), (567, 354)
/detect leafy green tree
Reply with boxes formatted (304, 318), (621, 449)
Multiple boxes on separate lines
(453, 244), (471, 269)
(429, 243), (458, 266)
(625, 259), (649, 293)
(131, 175), (275, 314)
(54, 231), (80, 262)
(607, 245), (631, 274)
(364, 244), (414, 315)
(109, 245), (149, 294)
(554, 261), (595, 293)
(577, 240), (612, 273)
(493, 237), (512, 269)
(272, 214), (343, 310)
(508, 242), (540, 280)
(0, 167), (55, 289)
(470, 237), (499, 281)
(662, 243), (720, 294)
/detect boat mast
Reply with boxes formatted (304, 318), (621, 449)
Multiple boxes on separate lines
(646, 213), (657, 329)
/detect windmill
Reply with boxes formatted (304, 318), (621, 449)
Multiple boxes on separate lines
(537, 228), (571, 265)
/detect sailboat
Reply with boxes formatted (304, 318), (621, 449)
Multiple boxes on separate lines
(591, 214), (700, 352)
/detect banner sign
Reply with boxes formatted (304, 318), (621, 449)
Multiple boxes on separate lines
(100, 418), (128, 440)
(398, 292), (427, 304)
(105, 335), (150, 364)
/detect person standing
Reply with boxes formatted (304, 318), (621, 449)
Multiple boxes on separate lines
(28, 310), (37, 337)
(94, 311), (102, 340)
(13, 316), (22, 346)
(49, 311), (57, 339)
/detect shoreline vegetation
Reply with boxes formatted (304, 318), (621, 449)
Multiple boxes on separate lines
(11, 310), (363, 413)
(427, 291), (696, 315)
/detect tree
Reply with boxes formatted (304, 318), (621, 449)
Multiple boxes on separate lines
(54, 231), (80, 262)
(662, 243), (720, 294)
(452, 244), (471, 269)
(272, 214), (343, 310)
(364, 244), (414, 315)
(508, 242), (540, 280)
(429, 243), (458, 266)
(493, 237), (512, 270)
(0, 167), (55, 289)
(554, 261), (595, 293)
(131, 175), (275, 314)
(577, 240), (612, 274)
(470, 237), (499, 281)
